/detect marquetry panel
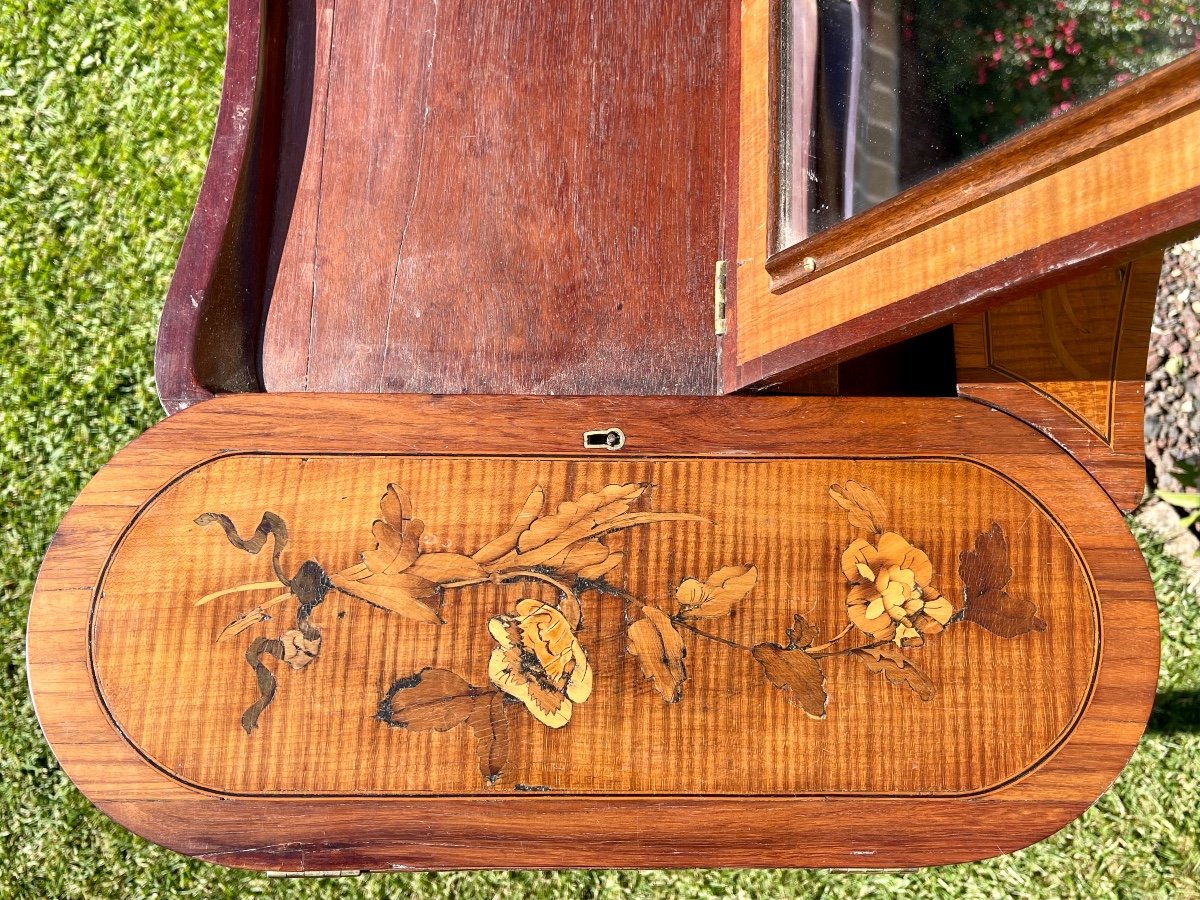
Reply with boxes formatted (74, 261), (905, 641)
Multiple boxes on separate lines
(92, 454), (1093, 797)
(28, 395), (1156, 870)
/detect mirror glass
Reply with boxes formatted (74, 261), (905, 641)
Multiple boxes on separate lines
(774, 0), (1199, 250)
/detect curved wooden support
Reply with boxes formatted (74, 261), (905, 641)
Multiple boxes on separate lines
(155, 0), (286, 413)
(28, 395), (1157, 871)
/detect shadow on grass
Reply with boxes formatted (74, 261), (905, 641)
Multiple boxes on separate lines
(1147, 689), (1200, 734)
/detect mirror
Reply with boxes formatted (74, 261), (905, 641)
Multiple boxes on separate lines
(774, 0), (1199, 250)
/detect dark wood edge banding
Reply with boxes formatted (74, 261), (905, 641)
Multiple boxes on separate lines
(766, 51), (1200, 293)
(953, 254), (1160, 513)
(27, 394), (1158, 871)
(956, 389), (1147, 514)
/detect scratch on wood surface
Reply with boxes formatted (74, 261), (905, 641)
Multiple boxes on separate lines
(379, 0), (441, 391)
(304, 1), (340, 393)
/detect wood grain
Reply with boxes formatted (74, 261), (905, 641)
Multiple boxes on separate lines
(156, 2), (1196, 407)
(721, 0), (770, 392)
(955, 254), (1162, 511)
(92, 456), (1091, 796)
(28, 394), (1158, 870)
(768, 52), (1200, 291)
(258, 0), (726, 396)
(726, 4), (1200, 391)
(154, 0), (279, 412)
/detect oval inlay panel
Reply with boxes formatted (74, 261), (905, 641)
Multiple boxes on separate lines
(91, 453), (1097, 797)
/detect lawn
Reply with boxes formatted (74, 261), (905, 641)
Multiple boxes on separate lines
(1, 2), (1198, 897)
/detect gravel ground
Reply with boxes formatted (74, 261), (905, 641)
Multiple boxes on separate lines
(1146, 238), (1200, 493)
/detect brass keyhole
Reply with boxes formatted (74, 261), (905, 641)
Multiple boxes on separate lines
(583, 428), (625, 451)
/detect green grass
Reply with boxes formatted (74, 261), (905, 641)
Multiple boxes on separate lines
(2, 2), (1199, 897)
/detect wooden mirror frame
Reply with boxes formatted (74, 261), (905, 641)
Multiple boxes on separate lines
(725, 0), (1200, 393)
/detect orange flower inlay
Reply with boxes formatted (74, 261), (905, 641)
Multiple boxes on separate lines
(488, 599), (594, 728)
(841, 532), (954, 647)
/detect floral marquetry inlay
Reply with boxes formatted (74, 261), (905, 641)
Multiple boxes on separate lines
(89, 454), (1095, 797)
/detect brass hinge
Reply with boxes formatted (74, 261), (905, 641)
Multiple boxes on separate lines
(714, 259), (728, 336)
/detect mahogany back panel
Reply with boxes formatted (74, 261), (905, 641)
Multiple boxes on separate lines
(258, 0), (726, 395)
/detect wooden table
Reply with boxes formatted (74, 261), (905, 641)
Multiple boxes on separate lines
(27, 395), (1157, 870)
